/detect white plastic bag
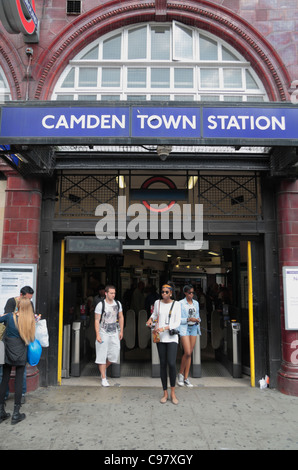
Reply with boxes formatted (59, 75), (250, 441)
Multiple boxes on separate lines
(0, 340), (4, 365)
(35, 319), (49, 347)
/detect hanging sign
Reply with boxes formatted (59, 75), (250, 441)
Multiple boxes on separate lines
(0, 0), (39, 42)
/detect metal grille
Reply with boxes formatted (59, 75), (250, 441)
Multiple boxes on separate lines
(56, 173), (119, 217)
(198, 173), (260, 219)
(66, 0), (81, 15)
(56, 171), (261, 219)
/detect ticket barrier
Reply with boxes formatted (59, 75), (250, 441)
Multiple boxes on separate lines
(61, 324), (71, 378)
(227, 321), (242, 378)
(71, 321), (81, 377)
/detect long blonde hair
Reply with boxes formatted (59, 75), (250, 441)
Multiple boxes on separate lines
(13, 298), (35, 345)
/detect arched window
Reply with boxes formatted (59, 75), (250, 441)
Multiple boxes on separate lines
(52, 22), (267, 102)
(0, 67), (11, 102)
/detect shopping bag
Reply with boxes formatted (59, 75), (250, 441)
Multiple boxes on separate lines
(35, 319), (49, 347)
(27, 339), (42, 366)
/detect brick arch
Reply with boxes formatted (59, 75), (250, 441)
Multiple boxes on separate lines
(34, 0), (290, 101)
(0, 33), (22, 100)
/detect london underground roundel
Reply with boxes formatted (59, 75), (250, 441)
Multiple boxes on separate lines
(0, 0), (38, 36)
(141, 176), (177, 213)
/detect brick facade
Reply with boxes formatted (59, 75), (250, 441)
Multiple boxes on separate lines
(1, 174), (41, 265)
(0, 0), (298, 395)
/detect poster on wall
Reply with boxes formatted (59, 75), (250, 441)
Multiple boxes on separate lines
(0, 264), (37, 314)
(283, 266), (298, 330)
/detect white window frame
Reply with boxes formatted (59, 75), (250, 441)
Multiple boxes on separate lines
(52, 22), (268, 102)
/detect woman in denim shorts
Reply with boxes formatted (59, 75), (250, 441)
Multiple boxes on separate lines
(178, 285), (201, 388)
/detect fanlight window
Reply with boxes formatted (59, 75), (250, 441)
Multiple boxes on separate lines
(0, 68), (11, 102)
(53, 22), (267, 102)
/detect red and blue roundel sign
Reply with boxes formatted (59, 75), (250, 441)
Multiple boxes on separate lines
(0, 0), (39, 37)
(141, 176), (177, 213)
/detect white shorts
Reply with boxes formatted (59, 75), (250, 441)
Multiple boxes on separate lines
(95, 330), (120, 364)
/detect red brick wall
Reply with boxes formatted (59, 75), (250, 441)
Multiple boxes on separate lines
(1, 174), (42, 265)
(0, 0), (294, 100)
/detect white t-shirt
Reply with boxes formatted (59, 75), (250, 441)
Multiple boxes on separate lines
(151, 300), (181, 343)
(95, 299), (122, 335)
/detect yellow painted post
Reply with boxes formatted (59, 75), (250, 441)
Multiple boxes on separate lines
(247, 241), (255, 387)
(57, 239), (65, 385)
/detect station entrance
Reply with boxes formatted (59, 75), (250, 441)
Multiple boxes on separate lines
(39, 163), (280, 388)
(60, 237), (255, 381)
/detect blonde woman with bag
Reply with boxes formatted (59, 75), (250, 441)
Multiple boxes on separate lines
(0, 298), (35, 425)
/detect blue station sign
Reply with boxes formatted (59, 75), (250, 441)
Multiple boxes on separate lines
(1, 103), (298, 145)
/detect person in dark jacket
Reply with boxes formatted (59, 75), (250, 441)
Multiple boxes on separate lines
(0, 285), (35, 404)
(0, 298), (35, 425)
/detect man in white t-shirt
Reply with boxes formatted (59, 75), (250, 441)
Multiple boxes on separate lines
(94, 285), (124, 387)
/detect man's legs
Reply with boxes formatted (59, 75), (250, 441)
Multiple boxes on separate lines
(98, 360), (111, 379)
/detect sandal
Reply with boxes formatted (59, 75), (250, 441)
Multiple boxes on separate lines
(171, 396), (179, 405)
(160, 396), (168, 404)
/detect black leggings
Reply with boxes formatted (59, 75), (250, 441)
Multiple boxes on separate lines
(0, 364), (25, 405)
(157, 342), (178, 390)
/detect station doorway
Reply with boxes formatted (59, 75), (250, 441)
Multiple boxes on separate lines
(61, 238), (254, 381)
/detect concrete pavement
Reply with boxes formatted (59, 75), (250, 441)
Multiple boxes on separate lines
(0, 375), (297, 451)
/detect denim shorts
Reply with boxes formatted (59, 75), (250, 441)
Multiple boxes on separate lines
(179, 323), (198, 337)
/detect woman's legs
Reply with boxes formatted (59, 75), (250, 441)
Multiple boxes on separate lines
(14, 365), (25, 405)
(179, 335), (197, 380)
(167, 342), (178, 388)
(157, 342), (168, 392)
(0, 364), (11, 404)
(157, 342), (178, 403)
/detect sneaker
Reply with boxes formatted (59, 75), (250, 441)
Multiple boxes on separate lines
(177, 373), (184, 386)
(184, 378), (194, 388)
(101, 378), (110, 387)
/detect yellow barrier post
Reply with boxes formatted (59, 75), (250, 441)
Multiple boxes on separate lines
(57, 239), (65, 385)
(247, 241), (255, 387)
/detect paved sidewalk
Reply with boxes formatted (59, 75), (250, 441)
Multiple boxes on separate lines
(0, 375), (297, 450)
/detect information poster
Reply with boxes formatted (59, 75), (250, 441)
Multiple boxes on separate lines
(283, 266), (298, 330)
(0, 264), (37, 314)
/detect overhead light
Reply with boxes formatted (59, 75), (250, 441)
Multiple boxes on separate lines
(116, 175), (126, 189)
(188, 176), (198, 189)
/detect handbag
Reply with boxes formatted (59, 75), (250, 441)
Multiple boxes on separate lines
(0, 323), (6, 341)
(35, 319), (49, 347)
(152, 301), (161, 343)
(152, 329), (160, 343)
(27, 338), (42, 366)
